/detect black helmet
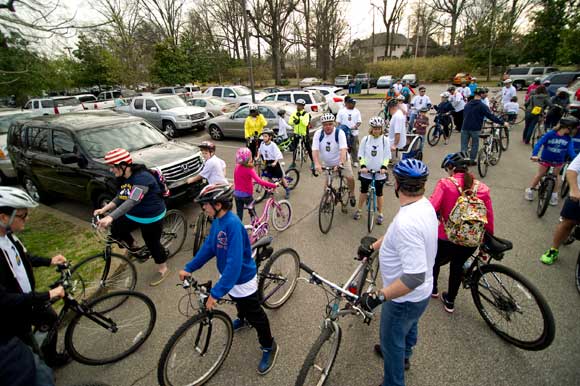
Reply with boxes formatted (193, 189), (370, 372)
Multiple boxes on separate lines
(447, 86), (456, 92)
(441, 152), (470, 169)
(387, 99), (399, 108)
(474, 87), (488, 95)
(195, 184), (233, 205)
(560, 117), (579, 129)
(198, 141), (216, 152)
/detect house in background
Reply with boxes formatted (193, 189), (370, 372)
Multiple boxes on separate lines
(351, 32), (440, 61)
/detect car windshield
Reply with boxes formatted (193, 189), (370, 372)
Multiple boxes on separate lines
(77, 121), (167, 158)
(233, 86), (251, 96)
(156, 96), (187, 110)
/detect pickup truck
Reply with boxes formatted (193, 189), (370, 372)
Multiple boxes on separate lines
(73, 94), (116, 110)
(22, 96), (84, 115)
(116, 95), (208, 137)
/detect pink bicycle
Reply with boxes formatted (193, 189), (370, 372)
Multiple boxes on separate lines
(244, 188), (293, 244)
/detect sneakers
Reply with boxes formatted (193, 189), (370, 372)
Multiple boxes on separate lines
(540, 248), (559, 265)
(353, 209), (361, 220)
(524, 188), (534, 201)
(349, 196), (356, 207)
(377, 214), (384, 225)
(549, 193), (558, 206)
(258, 340), (279, 375)
(233, 318), (251, 331)
(373, 345), (410, 370)
(440, 292), (455, 313)
(431, 287), (439, 298)
(149, 268), (171, 286)
(353, 162), (360, 168)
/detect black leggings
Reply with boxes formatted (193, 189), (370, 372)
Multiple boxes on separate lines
(432, 239), (477, 302)
(111, 215), (167, 264)
(247, 137), (261, 160)
(452, 110), (464, 131)
(235, 195), (253, 222)
(230, 291), (273, 348)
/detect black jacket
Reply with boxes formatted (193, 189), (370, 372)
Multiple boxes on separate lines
(0, 233), (51, 342)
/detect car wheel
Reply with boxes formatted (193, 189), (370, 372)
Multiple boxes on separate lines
(163, 121), (177, 138)
(208, 124), (224, 140)
(22, 175), (44, 203)
(95, 192), (114, 209)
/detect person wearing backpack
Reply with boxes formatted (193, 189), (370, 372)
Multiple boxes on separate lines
(94, 148), (170, 286)
(429, 152), (494, 313)
(336, 97), (362, 167)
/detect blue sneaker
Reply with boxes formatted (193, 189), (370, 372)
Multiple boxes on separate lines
(232, 318), (250, 331)
(257, 340), (279, 375)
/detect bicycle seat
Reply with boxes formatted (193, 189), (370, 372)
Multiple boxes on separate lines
(481, 233), (513, 255)
(360, 236), (377, 247)
(252, 235), (273, 251)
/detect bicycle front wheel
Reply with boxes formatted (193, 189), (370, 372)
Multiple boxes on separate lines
(477, 149), (488, 178)
(259, 248), (300, 309)
(515, 106), (525, 125)
(339, 178), (350, 213)
(499, 126), (510, 151)
(560, 176), (570, 198)
(162, 209), (187, 258)
(489, 139), (502, 166)
(295, 323), (342, 386)
(318, 192), (335, 234)
(356, 250), (380, 295)
(157, 310), (233, 386)
(367, 192), (375, 234)
(285, 167), (300, 190)
(427, 125), (441, 146)
(271, 199), (293, 231)
(65, 291), (156, 365)
(537, 178), (554, 218)
(193, 212), (210, 255)
(471, 264), (555, 351)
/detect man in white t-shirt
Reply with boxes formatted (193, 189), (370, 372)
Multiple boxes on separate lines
(336, 97), (362, 167)
(393, 79), (403, 94)
(502, 79), (517, 107)
(448, 86), (465, 132)
(457, 81), (471, 101)
(187, 141), (227, 186)
(358, 159), (437, 386)
(409, 86), (432, 131)
(313, 113), (356, 207)
(387, 99), (407, 154)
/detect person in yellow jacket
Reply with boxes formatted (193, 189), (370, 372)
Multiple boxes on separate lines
(289, 99), (314, 170)
(244, 104), (267, 159)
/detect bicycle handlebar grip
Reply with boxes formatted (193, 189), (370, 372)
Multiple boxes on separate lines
(299, 262), (315, 275)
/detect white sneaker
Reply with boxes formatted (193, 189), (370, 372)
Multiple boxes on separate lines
(353, 162), (359, 168)
(524, 188), (534, 201)
(549, 193), (558, 206)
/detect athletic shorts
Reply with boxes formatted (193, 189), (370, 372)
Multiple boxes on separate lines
(264, 162), (284, 179)
(539, 161), (563, 168)
(359, 176), (386, 196)
(560, 197), (580, 222)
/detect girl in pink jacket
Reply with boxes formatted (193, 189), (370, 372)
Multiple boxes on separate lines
(429, 152), (494, 313)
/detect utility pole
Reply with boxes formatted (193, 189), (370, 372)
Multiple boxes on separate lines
(242, 0), (256, 103)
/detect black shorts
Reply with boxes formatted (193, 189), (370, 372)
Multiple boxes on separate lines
(264, 162), (284, 179)
(560, 197), (580, 222)
(359, 176), (385, 196)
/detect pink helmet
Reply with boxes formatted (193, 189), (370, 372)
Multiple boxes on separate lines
(235, 147), (252, 165)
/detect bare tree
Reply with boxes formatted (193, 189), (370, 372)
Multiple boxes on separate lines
(376, 0), (407, 58)
(410, 1), (442, 56)
(139, 0), (186, 46)
(431, 0), (469, 54)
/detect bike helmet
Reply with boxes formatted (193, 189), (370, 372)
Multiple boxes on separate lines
(543, 79), (551, 85)
(559, 117), (579, 129)
(557, 87), (570, 95)
(441, 152), (470, 169)
(262, 127), (275, 137)
(0, 187), (39, 209)
(419, 106), (430, 112)
(346, 98), (357, 104)
(418, 86), (426, 91)
(503, 79), (512, 84)
(104, 148), (132, 165)
(198, 141), (216, 152)
(474, 87), (488, 95)
(387, 98), (399, 108)
(277, 109), (286, 116)
(447, 86), (455, 92)
(471, 77), (477, 81)
(194, 183), (234, 205)
(534, 77), (541, 83)
(235, 147), (252, 165)
(321, 113), (335, 123)
(369, 116), (385, 127)
(295, 99), (306, 105)
(396, 95), (405, 101)
(440, 92), (450, 98)
(393, 159), (429, 191)
(248, 104), (259, 111)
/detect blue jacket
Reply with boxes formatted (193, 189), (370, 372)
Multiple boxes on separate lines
(461, 99), (504, 131)
(468, 83), (478, 95)
(532, 130), (575, 163)
(434, 101), (454, 115)
(184, 211), (256, 299)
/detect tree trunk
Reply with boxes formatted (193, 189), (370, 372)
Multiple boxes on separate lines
(450, 14), (458, 54)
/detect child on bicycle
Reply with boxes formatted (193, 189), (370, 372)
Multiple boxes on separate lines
(504, 96), (519, 124)
(353, 117), (391, 224)
(259, 128), (291, 198)
(186, 141), (227, 185)
(525, 117), (577, 206)
(413, 107), (430, 151)
(275, 109), (290, 142)
(179, 184), (279, 375)
(233, 147), (277, 221)
(433, 92), (454, 145)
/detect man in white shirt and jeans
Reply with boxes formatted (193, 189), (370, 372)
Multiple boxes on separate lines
(336, 97), (362, 167)
(358, 159), (437, 386)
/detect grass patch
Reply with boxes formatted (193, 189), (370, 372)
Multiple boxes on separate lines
(349, 93), (384, 99)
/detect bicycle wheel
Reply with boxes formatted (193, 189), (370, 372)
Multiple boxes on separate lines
(258, 248), (300, 309)
(157, 310), (233, 386)
(367, 191), (375, 234)
(339, 178), (350, 213)
(65, 291), (156, 365)
(576, 251), (580, 295)
(318, 191), (335, 234)
(499, 126), (510, 151)
(193, 212), (210, 255)
(537, 178), (554, 218)
(427, 125), (441, 146)
(271, 199), (292, 231)
(514, 106), (525, 125)
(162, 209), (187, 258)
(299, 142), (306, 169)
(285, 167), (300, 190)
(477, 149), (488, 178)
(295, 323), (342, 386)
(560, 176), (570, 198)
(355, 250), (380, 295)
(471, 264), (555, 351)
(489, 138), (502, 166)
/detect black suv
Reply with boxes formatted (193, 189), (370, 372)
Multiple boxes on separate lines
(7, 111), (205, 208)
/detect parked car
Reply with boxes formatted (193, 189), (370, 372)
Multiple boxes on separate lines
(0, 110), (39, 184)
(401, 74), (419, 88)
(260, 89), (328, 113)
(115, 95), (208, 137)
(376, 75), (395, 89)
(22, 96), (84, 115)
(183, 84), (202, 98)
(203, 86), (266, 105)
(540, 71), (580, 96)
(299, 77), (322, 87)
(7, 111), (205, 207)
(154, 86), (188, 99)
(73, 94), (119, 110)
(502, 66), (559, 90)
(188, 96), (238, 117)
(95, 90), (135, 109)
(206, 102), (322, 141)
(304, 86), (347, 114)
(334, 74), (353, 88)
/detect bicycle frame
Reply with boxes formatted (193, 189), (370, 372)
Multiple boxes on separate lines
(367, 171), (378, 214)
(246, 192), (283, 244)
(322, 167), (343, 202)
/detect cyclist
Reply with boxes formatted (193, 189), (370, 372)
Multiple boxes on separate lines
(275, 109), (291, 142)
(525, 77), (542, 102)
(387, 98), (407, 158)
(354, 116), (391, 224)
(393, 78), (403, 93)
(429, 152), (494, 313)
(413, 107), (430, 151)
(288, 99), (314, 170)
(312, 112), (357, 207)
(357, 159), (437, 384)
(233, 147), (277, 221)
(244, 104), (267, 160)
(179, 184), (279, 375)
(501, 79), (517, 108)
(448, 86), (465, 133)
(458, 80), (471, 102)
(409, 86), (432, 131)
(433, 91), (454, 145)
(94, 148), (169, 286)
(336, 96), (362, 167)
(545, 87), (571, 130)
(259, 128), (290, 198)
(523, 85), (552, 144)
(0, 187), (69, 386)
(525, 117), (577, 205)
(503, 96), (520, 124)
(186, 141), (227, 185)
(468, 77), (478, 97)
(400, 80), (415, 105)
(396, 94), (408, 115)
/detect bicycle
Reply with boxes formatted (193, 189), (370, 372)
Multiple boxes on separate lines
(461, 232), (555, 350)
(559, 161), (571, 198)
(427, 112), (453, 146)
(294, 237), (380, 386)
(275, 133), (295, 153)
(530, 112), (547, 147)
(362, 170), (385, 233)
(293, 134), (312, 170)
(477, 126), (502, 178)
(317, 166), (350, 234)
(254, 160), (300, 203)
(245, 187), (293, 244)
(535, 160), (558, 218)
(34, 263), (156, 366)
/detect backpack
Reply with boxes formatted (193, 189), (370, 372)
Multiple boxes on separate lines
(148, 168), (171, 198)
(444, 177), (488, 247)
(320, 125), (353, 150)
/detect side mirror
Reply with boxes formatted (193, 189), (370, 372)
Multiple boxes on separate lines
(60, 153), (80, 165)
(150, 107), (158, 112)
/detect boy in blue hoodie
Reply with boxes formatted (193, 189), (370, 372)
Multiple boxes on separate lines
(179, 184), (278, 375)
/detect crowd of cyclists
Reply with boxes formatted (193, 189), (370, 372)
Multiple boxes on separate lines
(2, 77), (579, 386)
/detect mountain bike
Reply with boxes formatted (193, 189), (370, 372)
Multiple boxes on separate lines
(535, 160), (558, 218)
(477, 127), (502, 178)
(462, 232), (555, 350)
(33, 263), (156, 366)
(275, 134), (295, 153)
(317, 167), (350, 234)
(245, 188), (292, 244)
(427, 112), (452, 146)
(254, 161), (300, 203)
(362, 170), (385, 233)
(294, 237), (380, 386)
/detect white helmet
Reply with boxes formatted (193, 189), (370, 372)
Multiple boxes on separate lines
(0, 187), (38, 209)
(320, 113), (335, 123)
(440, 92), (450, 98)
(396, 95), (405, 101)
(295, 99), (307, 105)
(248, 104), (258, 111)
(557, 87), (570, 95)
(369, 116), (385, 127)
(503, 78), (512, 84)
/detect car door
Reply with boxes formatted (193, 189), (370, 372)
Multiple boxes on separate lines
(49, 129), (91, 199)
(131, 98), (145, 117)
(144, 99), (162, 129)
(226, 105), (250, 138)
(259, 106), (277, 131)
(223, 88), (236, 103)
(24, 126), (54, 192)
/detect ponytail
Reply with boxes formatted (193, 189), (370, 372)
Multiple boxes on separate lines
(454, 167), (474, 191)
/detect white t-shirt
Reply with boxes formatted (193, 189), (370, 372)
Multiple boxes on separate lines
(0, 234), (31, 293)
(379, 197), (438, 303)
(567, 152), (580, 189)
(410, 95), (432, 113)
(398, 103), (408, 115)
(312, 127), (348, 167)
(502, 86), (517, 105)
(277, 117), (290, 139)
(200, 155), (227, 185)
(482, 97), (490, 107)
(259, 141), (283, 161)
(458, 86), (471, 100)
(389, 110), (407, 149)
(358, 135), (391, 180)
(228, 274), (258, 297)
(336, 107), (362, 136)
(451, 93), (465, 112)
(393, 83), (403, 93)
(503, 101), (519, 113)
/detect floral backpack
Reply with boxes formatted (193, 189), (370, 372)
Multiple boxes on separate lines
(444, 177), (488, 247)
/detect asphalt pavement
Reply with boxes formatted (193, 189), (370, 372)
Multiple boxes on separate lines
(55, 85), (580, 386)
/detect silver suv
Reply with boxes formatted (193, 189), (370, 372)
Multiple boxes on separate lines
(503, 67), (559, 90)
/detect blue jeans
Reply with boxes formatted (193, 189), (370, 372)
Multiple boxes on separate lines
(408, 111), (418, 131)
(461, 130), (481, 161)
(380, 297), (429, 386)
(0, 337), (55, 386)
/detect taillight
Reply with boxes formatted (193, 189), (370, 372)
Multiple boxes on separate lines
(54, 106), (60, 114)
(222, 107), (227, 112)
(333, 97), (343, 103)
(311, 105), (319, 112)
(94, 103), (98, 109)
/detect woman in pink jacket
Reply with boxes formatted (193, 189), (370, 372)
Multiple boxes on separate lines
(429, 152), (494, 313)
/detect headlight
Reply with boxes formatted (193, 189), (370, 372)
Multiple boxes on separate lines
(0, 146), (7, 160)
(177, 115), (189, 120)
